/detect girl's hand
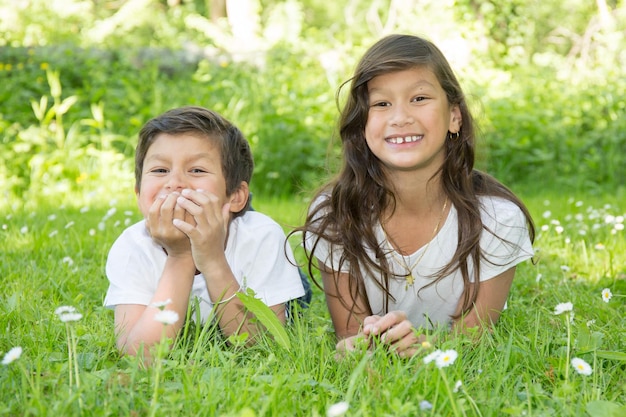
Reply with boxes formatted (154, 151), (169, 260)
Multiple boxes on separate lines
(146, 192), (193, 258)
(335, 334), (370, 360)
(171, 188), (230, 273)
(363, 311), (426, 358)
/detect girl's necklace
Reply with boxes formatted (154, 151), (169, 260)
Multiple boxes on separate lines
(383, 197), (448, 289)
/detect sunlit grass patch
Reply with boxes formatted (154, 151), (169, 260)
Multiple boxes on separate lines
(0, 191), (624, 416)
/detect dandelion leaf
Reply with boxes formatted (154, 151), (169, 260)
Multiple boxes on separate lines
(576, 324), (604, 352)
(595, 350), (626, 361)
(585, 400), (626, 417)
(236, 288), (291, 350)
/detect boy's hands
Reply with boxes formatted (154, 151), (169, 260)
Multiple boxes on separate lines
(171, 188), (230, 273)
(146, 192), (194, 258)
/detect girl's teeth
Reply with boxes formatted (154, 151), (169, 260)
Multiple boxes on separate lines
(389, 135), (420, 144)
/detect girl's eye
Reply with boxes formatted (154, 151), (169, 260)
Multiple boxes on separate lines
(150, 168), (168, 174)
(371, 101), (390, 107)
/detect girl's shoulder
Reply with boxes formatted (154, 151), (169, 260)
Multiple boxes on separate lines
(478, 195), (527, 228)
(479, 195), (521, 211)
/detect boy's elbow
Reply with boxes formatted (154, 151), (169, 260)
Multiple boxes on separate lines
(117, 336), (152, 359)
(117, 337), (140, 356)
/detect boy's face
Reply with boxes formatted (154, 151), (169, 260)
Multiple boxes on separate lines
(136, 133), (228, 218)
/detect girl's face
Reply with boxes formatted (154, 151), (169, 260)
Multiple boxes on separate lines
(364, 67), (461, 176)
(136, 133), (228, 218)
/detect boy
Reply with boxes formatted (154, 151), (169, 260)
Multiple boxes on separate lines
(104, 106), (306, 360)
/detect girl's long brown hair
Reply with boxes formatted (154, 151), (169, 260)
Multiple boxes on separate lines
(293, 34), (535, 321)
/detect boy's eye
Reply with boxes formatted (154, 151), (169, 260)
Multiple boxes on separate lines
(412, 96), (427, 102)
(190, 168), (208, 173)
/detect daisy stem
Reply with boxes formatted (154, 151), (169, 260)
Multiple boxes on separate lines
(565, 313), (571, 382)
(439, 368), (465, 417)
(149, 327), (167, 417)
(70, 325), (84, 410)
(19, 362), (38, 397)
(70, 327), (80, 389)
(65, 324), (73, 394)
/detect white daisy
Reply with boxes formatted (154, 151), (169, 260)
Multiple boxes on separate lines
(326, 401), (349, 417)
(435, 349), (458, 368)
(154, 310), (179, 325)
(55, 305), (82, 322)
(601, 288), (612, 303)
(453, 380), (463, 393)
(2, 347), (23, 365)
(59, 312), (83, 322)
(553, 302), (573, 315)
(151, 299), (173, 309)
(423, 349), (442, 365)
(55, 306), (77, 315)
(571, 357), (592, 376)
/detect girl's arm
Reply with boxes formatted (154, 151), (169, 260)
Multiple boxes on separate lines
(362, 262), (514, 355)
(321, 264), (427, 357)
(319, 263), (371, 350)
(452, 266), (516, 332)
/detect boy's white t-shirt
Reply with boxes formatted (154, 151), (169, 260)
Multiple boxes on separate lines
(305, 196), (534, 328)
(104, 211), (305, 323)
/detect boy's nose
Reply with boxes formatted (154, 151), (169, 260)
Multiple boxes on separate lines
(165, 171), (186, 191)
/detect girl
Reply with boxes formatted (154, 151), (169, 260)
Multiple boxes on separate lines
(297, 34), (535, 358)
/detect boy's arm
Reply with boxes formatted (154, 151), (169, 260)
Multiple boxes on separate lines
(114, 255), (196, 361)
(173, 189), (288, 342)
(200, 254), (287, 341)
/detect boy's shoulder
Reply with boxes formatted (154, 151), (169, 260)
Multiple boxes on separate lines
(232, 210), (285, 233)
(227, 210), (289, 251)
(119, 219), (150, 240)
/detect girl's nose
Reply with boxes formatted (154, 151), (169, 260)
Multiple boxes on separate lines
(390, 104), (414, 126)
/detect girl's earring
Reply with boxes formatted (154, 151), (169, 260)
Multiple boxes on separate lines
(448, 131), (460, 140)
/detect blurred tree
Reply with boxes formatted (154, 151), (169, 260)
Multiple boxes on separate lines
(452, 0), (604, 67)
(210, 0), (226, 21)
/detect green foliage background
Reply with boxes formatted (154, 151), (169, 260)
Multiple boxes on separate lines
(1, 0), (625, 205)
(1, 2), (625, 415)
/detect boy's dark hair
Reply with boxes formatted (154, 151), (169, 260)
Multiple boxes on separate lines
(135, 106), (254, 216)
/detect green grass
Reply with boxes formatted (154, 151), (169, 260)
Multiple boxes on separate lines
(1, 189), (625, 416)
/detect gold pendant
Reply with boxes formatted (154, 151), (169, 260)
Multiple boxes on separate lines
(406, 273), (415, 286)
